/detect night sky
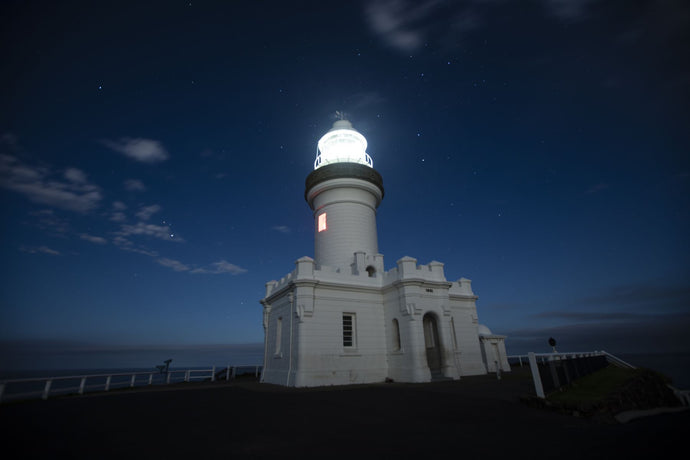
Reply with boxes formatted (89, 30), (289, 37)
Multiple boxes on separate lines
(1, 0), (688, 370)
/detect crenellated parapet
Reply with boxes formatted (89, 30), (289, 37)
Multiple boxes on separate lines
(382, 257), (448, 284)
(263, 252), (478, 305)
(449, 277), (476, 298)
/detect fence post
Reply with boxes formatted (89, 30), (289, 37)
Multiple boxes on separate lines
(79, 377), (87, 395)
(528, 352), (545, 399)
(255, 365), (259, 378)
(211, 366), (216, 382)
(231, 367), (237, 379)
(166, 372), (172, 384)
(185, 370), (190, 383)
(105, 376), (112, 392)
(42, 380), (53, 400)
(130, 374), (136, 388)
(226, 365), (230, 381)
(148, 373), (153, 385)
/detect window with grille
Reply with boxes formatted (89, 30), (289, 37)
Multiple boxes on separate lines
(342, 313), (355, 348)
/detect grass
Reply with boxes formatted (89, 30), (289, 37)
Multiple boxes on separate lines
(547, 365), (637, 404)
(539, 365), (680, 423)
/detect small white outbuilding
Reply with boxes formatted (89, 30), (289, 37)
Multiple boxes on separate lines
(260, 120), (510, 386)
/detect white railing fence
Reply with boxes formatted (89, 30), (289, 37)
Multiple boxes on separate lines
(0, 364), (263, 404)
(507, 350), (633, 398)
(508, 350), (634, 368)
(508, 350), (689, 406)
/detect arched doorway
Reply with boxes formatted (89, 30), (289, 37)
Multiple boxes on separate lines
(423, 313), (443, 376)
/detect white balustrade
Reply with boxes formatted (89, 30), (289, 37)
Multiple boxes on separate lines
(0, 365), (263, 403)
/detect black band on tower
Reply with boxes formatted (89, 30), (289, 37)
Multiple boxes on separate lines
(305, 163), (384, 201)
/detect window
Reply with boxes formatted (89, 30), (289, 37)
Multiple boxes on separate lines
(275, 317), (282, 355)
(450, 317), (458, 350)
(342, 313), (355, 348)
(392, 318), (401, 351)
(318, 213), (327, 232)
(366, 265), (376, 277)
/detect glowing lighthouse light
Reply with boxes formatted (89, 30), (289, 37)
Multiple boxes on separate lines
(314, 119), (373, 170)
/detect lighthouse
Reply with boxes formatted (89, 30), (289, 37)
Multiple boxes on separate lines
(306, 119), (384, 272)
(259, 119), (509, 387)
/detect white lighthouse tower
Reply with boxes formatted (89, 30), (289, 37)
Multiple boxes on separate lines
(259, 119), (509, 387)
(306, 119), (384, 273)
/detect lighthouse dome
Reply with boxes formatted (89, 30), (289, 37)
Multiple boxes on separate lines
(314, 120), (373, 170)
(477, 324), (493, 336)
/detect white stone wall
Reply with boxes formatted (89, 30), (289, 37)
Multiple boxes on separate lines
(382, 284), (431, 382)
(261, 255), (495, 386)
(261, 294), (294, 385)
(292, 283), (388, 386)
(448, 297), (487, 376)
(480, 336), (511, 373)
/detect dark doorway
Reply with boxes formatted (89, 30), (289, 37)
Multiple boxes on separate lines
(423, 313), (443, 377)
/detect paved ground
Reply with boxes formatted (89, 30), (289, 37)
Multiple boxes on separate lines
(1, 367), (687, 459)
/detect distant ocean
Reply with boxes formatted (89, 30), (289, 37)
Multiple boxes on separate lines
(617, 352), (690, 390)
(0, 342), (265, 379)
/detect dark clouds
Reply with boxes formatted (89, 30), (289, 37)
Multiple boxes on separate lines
(504, 281), (690, 354)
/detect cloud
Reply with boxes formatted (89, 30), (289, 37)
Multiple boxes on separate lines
(191, 260), (248, 275)
(0, 155), (102, 213)
(29, 209), (71, 234)
(117, 222), (181, 242)
(531, 311), (649, 322)
(502, 281), (690, 355)
(503, 312), (690, 355)
(272, 225), (291, 234)
(155, 257), (248, 275)
(365, 0), (441, 52)
(577, 283), (690, 313)
(112, 236), (159, 257)
(364, 0), (487, 53)
(109, 212), (127, 223)
(136, 204), (161, 221)
(79, 233), (108, 245)
(20, 245), (60, 256)
(64, 168), (88, 184)
(156, 257), (191, 272)
(102, 138), (169, 163)
(364, 1), (599, 53)
(124, 179), (146, 191)
(108, 201), (128, 222)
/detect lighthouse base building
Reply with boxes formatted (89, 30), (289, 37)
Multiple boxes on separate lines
(260, 120), (509, 387)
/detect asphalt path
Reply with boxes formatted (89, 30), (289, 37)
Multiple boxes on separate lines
(1, 367), (686, 458)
